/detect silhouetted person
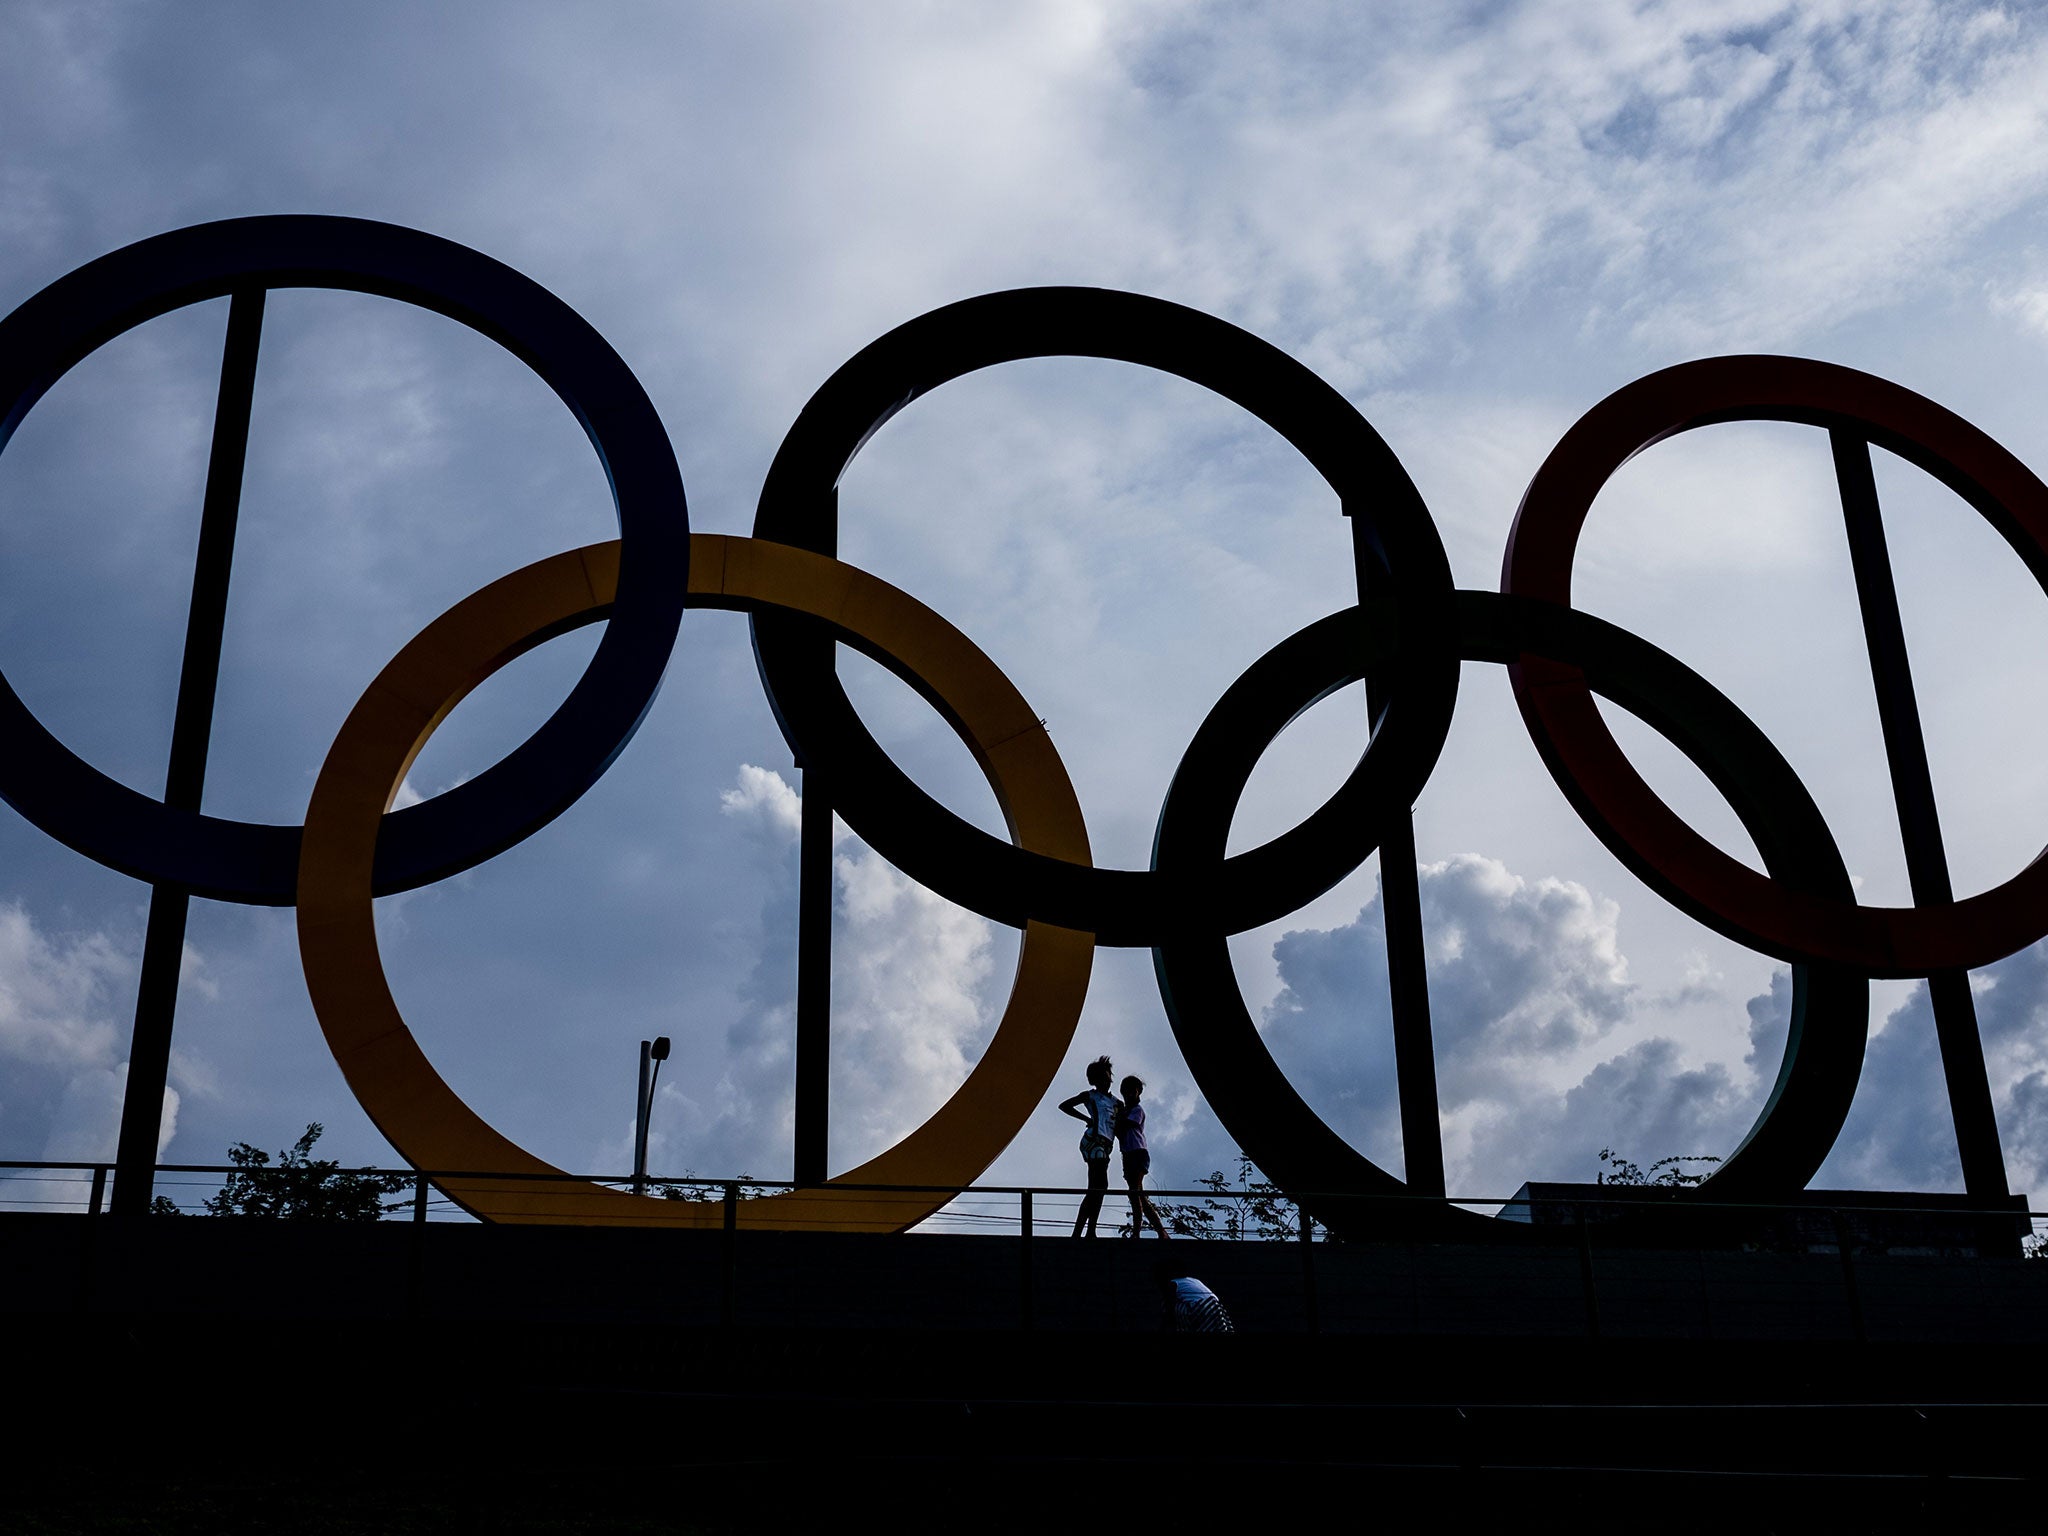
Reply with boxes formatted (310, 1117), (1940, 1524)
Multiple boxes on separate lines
(1116, 1074), (1169, 1238)
(1059, 1055), (1119, 1237)
(1154, 1262), (1234, 1332)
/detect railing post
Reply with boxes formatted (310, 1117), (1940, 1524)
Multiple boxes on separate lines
(75, 1169), (104, 1316)
(721, 1181), (739, 1329)
(87, 1166), (107, 1217)
(407, 1180), (427, 1319)
(1020, 1190), (1034, 1332)
(1300, 1206), (1319, 1334)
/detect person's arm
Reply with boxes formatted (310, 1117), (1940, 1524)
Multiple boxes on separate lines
(1058, 1092), (1091, 1123)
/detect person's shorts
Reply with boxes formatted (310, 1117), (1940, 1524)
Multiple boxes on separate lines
(1122, 1149), (1151, 1180)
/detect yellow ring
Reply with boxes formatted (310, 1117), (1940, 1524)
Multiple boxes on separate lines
(296, 534), (1095, 1230)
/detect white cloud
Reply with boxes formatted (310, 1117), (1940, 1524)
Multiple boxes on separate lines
(0, 899), (125, 1071)
(827, 837), (998, 1159)
(1103, 1), (2048, 363)
(1989, 271), (2048, 342)
(718, 762), (805, 843)
(636, 767), (1004, 1180)
(0, 900), (202, 1172)
(43, 1061), (178, 1164)
(1259, 850), (2048, 1199)
(1258, 854), (1793, 1191)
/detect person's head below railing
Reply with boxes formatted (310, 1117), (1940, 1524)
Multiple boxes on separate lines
(1154, 1262), (1234, 1332)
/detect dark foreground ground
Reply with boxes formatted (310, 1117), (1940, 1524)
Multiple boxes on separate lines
(4, 1214), (2044, 1532)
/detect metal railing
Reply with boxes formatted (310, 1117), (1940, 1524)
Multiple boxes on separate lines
(5, 1158), (2045, 1341)
(3, 1158), (2043, 1235)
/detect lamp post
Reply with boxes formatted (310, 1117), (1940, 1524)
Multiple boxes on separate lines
(633, 1035), (670, 1197)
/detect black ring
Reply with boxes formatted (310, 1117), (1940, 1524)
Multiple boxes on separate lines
(749, 286), (1458, 946)
(0, 215), (689, 903)
(1152, 589), (1867, 1240)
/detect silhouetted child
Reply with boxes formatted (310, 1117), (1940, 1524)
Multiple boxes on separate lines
(1117, 1075), (1169, 1238)
(1058, 1055), (1118, 1237)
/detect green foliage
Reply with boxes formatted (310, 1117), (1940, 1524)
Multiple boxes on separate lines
(1135, 1152), (1321, 1240)
(653, 1172), (768, 1201)
(197, 1123), (413, 1220)
(1596, 1147), (1722, 1187)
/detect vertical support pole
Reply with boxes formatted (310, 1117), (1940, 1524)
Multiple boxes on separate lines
(1348, 511), (1447, 1198)
(407, 1189), (427, 1318)
(1020, 1190), (1034, 1332)
(794, 759), (832, 1186)
(87, 1166), (107, 1218)
(75, 1195), (100, 1315)
(1832, 433), (2008, 1199)
(112, 288), (265, 1217)
(1300, 1207), (1320, 1335)
(632, 1038), (652, 1196)
(1375, 815), (1447, 1197)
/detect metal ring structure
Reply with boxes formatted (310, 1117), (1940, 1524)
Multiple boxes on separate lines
(750, 286), (1460, 947)
(1152, 589), (1867, 1241)
(0, 215), (689, 904)
(297, 533), (1094, 1230)
(15, 217), (2046, 1230)
(1504, 355), (2048, 976)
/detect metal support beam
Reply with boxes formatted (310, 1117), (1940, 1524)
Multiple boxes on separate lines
(1349, 512), (1447, 1198)
(112, 288), (265, 1216)
(1831, 432), (2008, 1198)
(1374, 812), (1446, 1197)
(794, 757), (832, 1185)
(1019, 1189), (1034, 1331)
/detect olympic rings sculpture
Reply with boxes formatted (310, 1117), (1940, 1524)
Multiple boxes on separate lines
(0, 215), (2038, 1237)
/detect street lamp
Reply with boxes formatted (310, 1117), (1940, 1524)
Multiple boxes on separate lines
(633, 1035), (671, 1197)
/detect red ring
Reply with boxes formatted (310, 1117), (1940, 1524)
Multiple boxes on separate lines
(1503, 355), (2048, 976)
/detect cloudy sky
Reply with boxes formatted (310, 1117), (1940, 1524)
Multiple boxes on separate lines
(5, 0), (2048, 1220)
